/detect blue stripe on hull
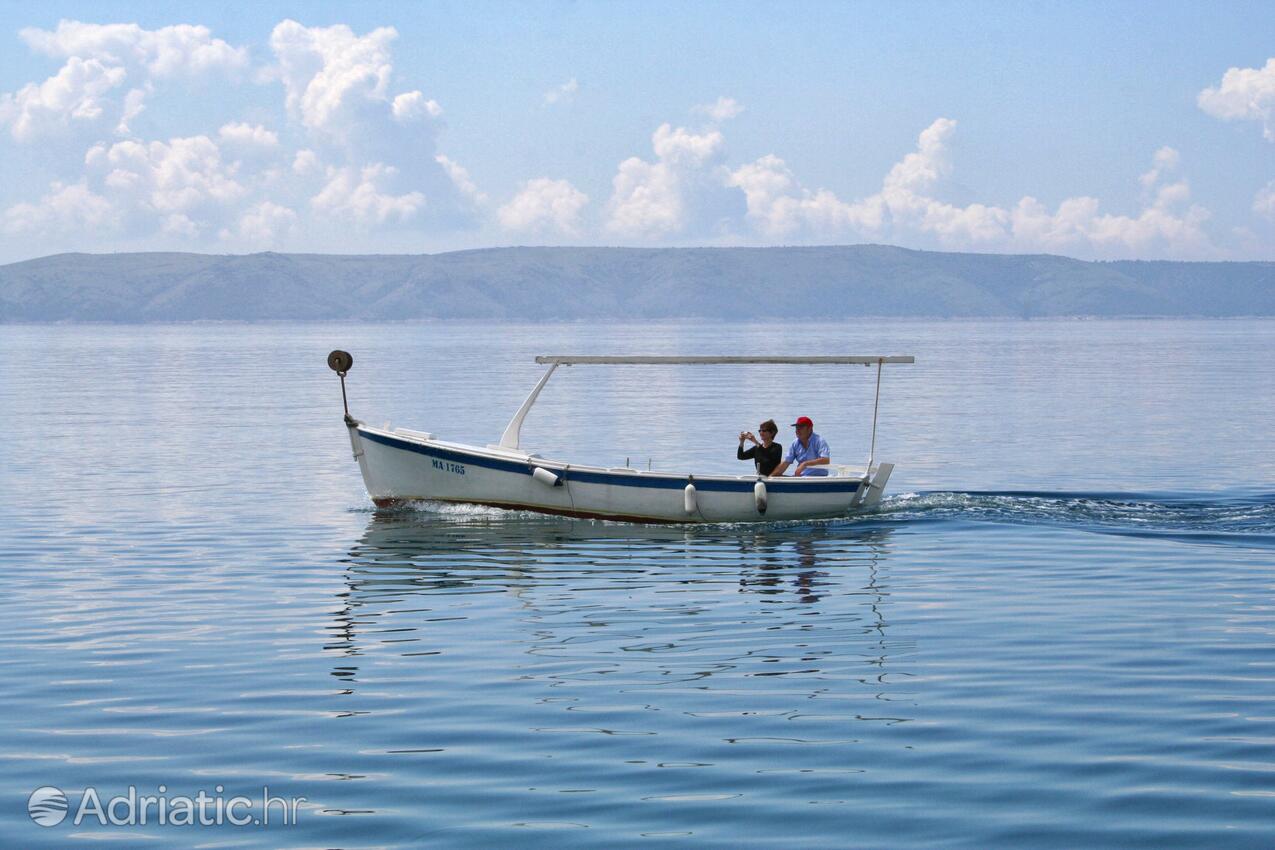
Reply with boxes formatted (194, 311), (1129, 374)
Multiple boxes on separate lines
(359, 429), (863, 495)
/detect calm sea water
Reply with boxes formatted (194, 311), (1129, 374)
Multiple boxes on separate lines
(1, 320), (1273, 848)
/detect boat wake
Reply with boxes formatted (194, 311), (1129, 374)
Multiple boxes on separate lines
(869, 490), (1275, 548)
(352, 490), (1275, 549)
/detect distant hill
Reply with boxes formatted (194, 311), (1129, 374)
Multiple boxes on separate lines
(1, 245), (1273, 321)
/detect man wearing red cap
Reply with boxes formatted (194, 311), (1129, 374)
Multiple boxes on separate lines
(769, 416), (830, 477)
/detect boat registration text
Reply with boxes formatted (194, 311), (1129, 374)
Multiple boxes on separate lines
(431, 459), (466, 475)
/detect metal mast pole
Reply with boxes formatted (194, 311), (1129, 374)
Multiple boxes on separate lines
(867, 358), (883, 473)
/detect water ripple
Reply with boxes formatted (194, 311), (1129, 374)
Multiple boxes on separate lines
(4, 321), (1275, 848)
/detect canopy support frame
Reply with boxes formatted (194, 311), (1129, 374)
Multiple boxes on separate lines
(502, 354), (914, 455)
(499, 362), (559, 450)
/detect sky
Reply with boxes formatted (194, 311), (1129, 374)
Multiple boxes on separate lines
(0, 0), (1273, 264)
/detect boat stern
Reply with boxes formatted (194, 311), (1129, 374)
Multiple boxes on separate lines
(861, 462), (893, 508)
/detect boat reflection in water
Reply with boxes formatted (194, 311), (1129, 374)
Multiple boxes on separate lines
(329, 507), (912, 724)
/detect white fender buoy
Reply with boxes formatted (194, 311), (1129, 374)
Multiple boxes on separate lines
(754, 480), (768, 514)
(531, 466), (561, 487)
(684, 483), (697, 515)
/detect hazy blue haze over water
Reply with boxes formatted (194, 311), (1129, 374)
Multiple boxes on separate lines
(1, 320), (1273, 848)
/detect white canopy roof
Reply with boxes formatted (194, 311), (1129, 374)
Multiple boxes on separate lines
(534, 355), (915, 365)
(500, 354), (915, 450)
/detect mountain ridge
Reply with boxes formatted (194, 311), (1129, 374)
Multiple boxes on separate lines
(2, 245), (1272, 321)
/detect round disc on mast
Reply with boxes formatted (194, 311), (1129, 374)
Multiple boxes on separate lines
(327, 350), (353, 374)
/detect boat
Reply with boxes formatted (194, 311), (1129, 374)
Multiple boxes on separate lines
(328, 352), (915, 524)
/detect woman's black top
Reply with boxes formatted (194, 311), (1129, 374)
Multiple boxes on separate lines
(737, 441), (782, 476)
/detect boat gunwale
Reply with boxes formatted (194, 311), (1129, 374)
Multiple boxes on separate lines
(357, 424), (868, 492)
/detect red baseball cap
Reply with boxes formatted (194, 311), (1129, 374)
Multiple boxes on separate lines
(791, 416), (813, 428)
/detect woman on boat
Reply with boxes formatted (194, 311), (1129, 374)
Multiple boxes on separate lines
(737, 419), (782, 476)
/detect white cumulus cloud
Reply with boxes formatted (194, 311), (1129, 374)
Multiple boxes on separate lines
(498, 178), (588, 236)
(732, 118), (1000, 244)
(435, 154), (487, 207)
(1012, 148), (1211, 256)
(543, 78), (579, 106)
(729, 154), (883, 237)
(3, 131), (260, 243)
(0, 57), (127, 141)
(606, 122), (739, 238)
(392, 90), (442, 122)
(729, 118), (1214, 257)
(86, 134), (246, 216)
(292, 148), (322, 175)
(1252, 180), (1275, 220)
(1, 20), (246, 142)
(696, 96), (743, 122)
(883, 118), (956, 195)
(266, 19), (469, 228)
(1198, 57), (1275, 140)
(2, 180), (117, 235)
(115, 84), (150, 135)
(218, 122), (280, 151)
(1139, 146), (1181, 189)
(650, 122), (724, 166)
(311, 163), (426, 226)
(607, 156), (683, 237)
(162, 212), (198, 237)
(874, 119), (1009, 245)
(221, 200), (297, 245)
(20, 20), (247, 76)
(270, 19), (435, 143)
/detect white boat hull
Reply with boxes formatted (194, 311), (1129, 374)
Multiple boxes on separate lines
(348, 424), (893, 524)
